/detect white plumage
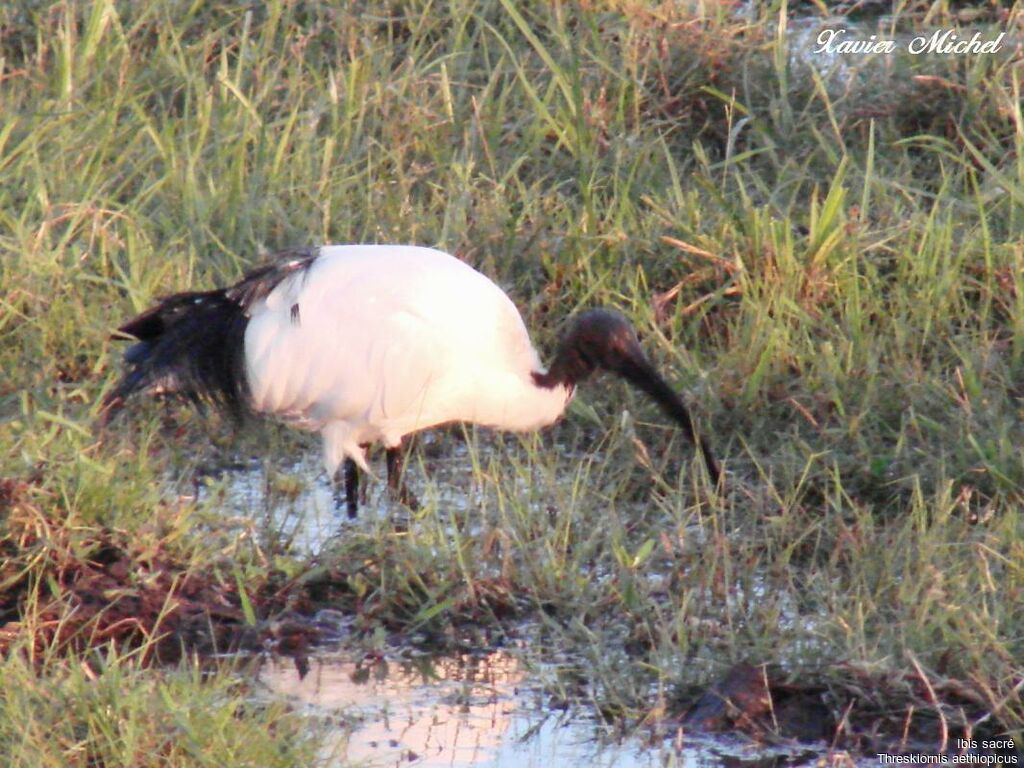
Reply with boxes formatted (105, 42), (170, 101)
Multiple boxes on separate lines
(242, 246), (571, 475)
(110, 244), (720, 515)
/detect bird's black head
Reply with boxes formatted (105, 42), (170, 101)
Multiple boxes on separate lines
(534, 309), (643, 387)
(534, 308), (721, 485)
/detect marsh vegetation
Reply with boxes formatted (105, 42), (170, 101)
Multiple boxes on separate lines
(0, 0), (1022, 764)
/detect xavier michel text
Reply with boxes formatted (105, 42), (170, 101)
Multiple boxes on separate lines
(815, 28), (1007, 56)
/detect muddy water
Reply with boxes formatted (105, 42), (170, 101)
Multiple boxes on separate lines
(205, 456), (843, 767)
(260, 651), (649, 767)
(196, 438), (484, 553)
(258, 650), (827, 768)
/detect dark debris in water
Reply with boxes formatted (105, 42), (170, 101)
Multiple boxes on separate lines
(1, 476), (1019, 762)
(678, 662), (1021, 763)
(684, 663), (833, 743)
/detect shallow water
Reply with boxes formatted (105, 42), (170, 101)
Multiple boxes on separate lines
(194, 436), (483, 554)
(258, 650), (831, 768)
(204, 451), (848, 768)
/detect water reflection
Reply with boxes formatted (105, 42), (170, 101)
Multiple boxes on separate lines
(260, 651), (690, 768)
(198, 438), (482, 554)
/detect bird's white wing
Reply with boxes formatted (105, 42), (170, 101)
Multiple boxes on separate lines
(243, 246), (552, 465)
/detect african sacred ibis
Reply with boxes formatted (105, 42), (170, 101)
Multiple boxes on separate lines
(107, 245), (721, 515)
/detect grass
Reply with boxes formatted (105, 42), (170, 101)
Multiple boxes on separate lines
(0, 642), (325, 767)
(1, 0), (1022, 763)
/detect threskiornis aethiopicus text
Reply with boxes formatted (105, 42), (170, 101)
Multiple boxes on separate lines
(107, 245), (720, 514)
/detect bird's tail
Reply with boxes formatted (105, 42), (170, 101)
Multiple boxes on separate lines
(105, 289), (250, 420)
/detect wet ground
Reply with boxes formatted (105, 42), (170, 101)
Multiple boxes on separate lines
(154, 430), (1018, 767)
(193, 452), (861, 768)
(257, 650), (841, 768)
(192, 437), (480, 553)
(5, 442), (1010, 765)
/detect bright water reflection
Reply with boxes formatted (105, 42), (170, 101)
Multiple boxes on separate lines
(258, 650), (797, 768)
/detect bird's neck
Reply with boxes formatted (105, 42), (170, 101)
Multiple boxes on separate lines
(531, 341), (595, 392)
(468, 371), (570, 433)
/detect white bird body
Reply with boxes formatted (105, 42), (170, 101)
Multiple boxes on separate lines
(242, 245), (571, 474)
(110, 244), (720, 515)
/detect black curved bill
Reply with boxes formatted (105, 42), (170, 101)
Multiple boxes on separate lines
(609, 351), (722, 487)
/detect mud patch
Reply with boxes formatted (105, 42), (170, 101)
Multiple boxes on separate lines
(0, 477), (319, 663)
(1, 475), (1018, 765)
(679, 662), (1021, 764)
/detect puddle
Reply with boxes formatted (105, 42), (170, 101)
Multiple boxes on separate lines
(192, 434), (488, 554)
(199, 447), (851, 767)
(206, 455), (345, 553)
(259, 650), (835, 768)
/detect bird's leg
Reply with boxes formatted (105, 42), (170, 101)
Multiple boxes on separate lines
(344, 458), (360, 518)
(332, 458), (361, 518)
(386, 439), (419, 511)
